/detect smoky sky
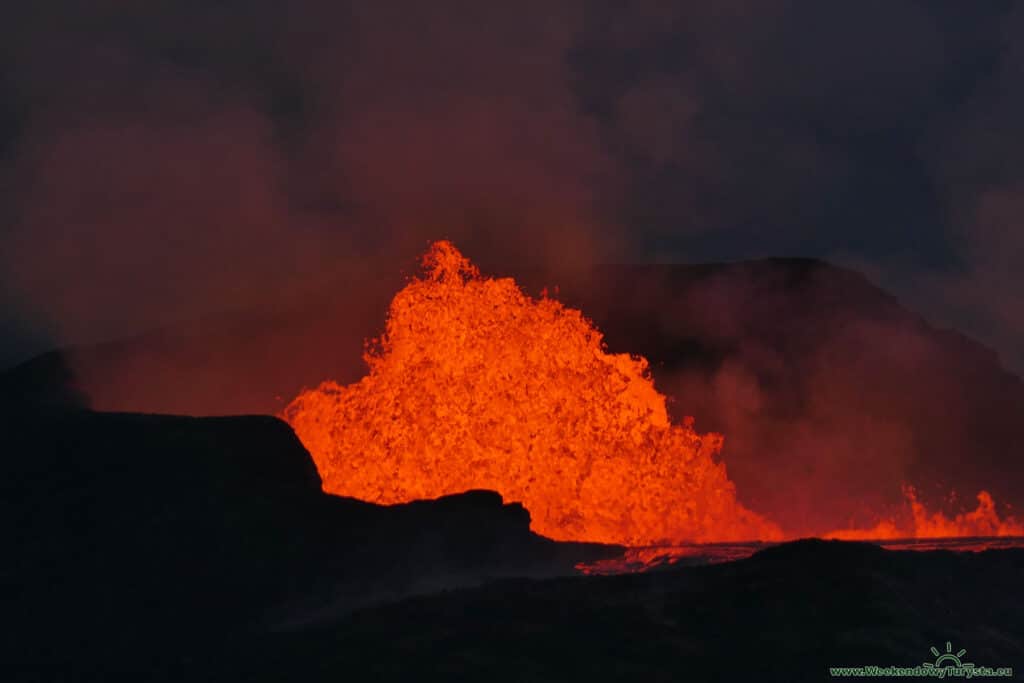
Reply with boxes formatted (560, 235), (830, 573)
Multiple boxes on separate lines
(1, 1), (1023, 375)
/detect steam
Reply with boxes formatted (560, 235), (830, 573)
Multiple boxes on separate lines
(0, 1), (615, 366)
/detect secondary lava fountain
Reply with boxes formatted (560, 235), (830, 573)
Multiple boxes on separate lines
(826, 488), (1024, 540)
(284, 241), (781, 546)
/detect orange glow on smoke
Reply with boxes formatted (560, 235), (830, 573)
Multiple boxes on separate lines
(285, 241), (780, 545)
(284, 240), (1023, 551)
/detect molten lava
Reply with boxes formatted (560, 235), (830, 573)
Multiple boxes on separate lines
(826, 488), (1024, 540)
(285, 240), (1023, 558)
(285, 241), (780, 545)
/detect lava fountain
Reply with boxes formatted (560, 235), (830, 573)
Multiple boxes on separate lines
(285, 240), (1023, 551)
(284, 241), (780, 545)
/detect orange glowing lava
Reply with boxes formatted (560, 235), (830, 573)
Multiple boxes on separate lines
(826, 488), (1024, 541)
(285, 240), (1023, 555)
(284, 241), (780, 545)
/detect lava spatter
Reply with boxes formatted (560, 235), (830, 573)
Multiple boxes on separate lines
(284, 241), (781, 545)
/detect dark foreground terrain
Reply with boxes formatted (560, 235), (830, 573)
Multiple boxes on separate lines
(2, 404), (1022, 681)
(226, 540), (1024, 683)
(0, 407), (613, 681)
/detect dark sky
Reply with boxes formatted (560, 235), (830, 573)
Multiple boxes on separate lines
(1, 1), (1022, 374)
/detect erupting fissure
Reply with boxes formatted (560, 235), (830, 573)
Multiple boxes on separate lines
(284, 240), (1023, 548)
(285, 241), (779, 545)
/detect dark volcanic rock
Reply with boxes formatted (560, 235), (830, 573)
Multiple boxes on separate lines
(2, 409), (1022, 682)
(0, 349), (90, 412)
(211, 539), (1024, 683)
(0, 410), (614, 681)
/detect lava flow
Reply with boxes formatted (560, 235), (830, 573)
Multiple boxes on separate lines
(285, 241), (780, 546)
(285, 240), (1024, 557)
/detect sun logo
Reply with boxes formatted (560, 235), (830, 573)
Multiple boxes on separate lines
(923, 641), (974, 670)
